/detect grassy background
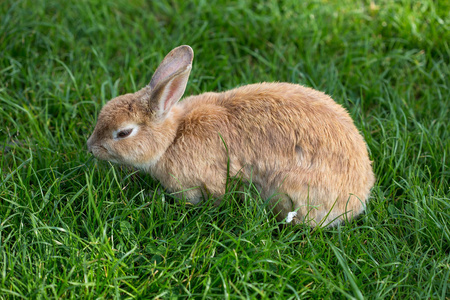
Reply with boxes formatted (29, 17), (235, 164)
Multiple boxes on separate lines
(1, 0), (449, 298)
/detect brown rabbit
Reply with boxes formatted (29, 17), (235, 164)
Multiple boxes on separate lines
(87, 45), (375, 227)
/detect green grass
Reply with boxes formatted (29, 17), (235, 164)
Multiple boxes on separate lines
(1, 0), (449, 298)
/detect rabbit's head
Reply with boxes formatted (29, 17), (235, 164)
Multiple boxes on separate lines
(87, 45), (193, 168)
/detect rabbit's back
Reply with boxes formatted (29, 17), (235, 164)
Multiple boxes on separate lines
(157, 82), (374, 225)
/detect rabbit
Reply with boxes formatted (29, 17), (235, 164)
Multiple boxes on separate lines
(87, 45), (375, 227)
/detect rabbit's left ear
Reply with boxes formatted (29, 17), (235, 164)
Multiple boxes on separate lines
(147, 45), (194, 117)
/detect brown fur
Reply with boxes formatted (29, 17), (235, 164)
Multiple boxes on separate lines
(87, 45), (375, 227)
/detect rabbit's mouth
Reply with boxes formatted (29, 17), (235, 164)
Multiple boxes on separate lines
(90, 145), (125, 166)
(90, 145), (111, 160)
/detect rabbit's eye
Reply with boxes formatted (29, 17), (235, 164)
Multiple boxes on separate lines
(117, 129), (132, 138)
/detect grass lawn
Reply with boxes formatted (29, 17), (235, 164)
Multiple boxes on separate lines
(1, 0), (449, 298)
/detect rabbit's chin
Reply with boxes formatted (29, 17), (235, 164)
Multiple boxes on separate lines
(90, 145), (112, 161)
(129, 156), (161, 173)
(94, 150), (162, 171)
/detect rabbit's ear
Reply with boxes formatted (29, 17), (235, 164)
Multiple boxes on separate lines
(147, 45), (193, 117)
